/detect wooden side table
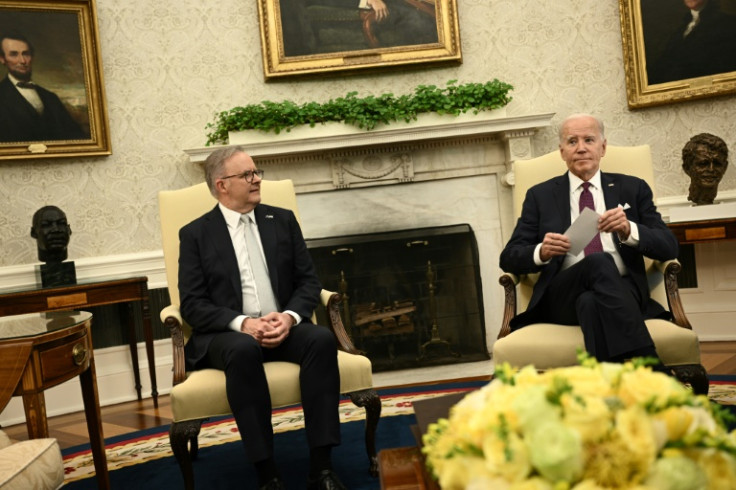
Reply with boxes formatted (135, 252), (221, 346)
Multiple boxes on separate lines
(0, 276), (158, 407)
(667, 217), (736, 244)
(0, 311), (109, 489)
(378, 392), (470, 489)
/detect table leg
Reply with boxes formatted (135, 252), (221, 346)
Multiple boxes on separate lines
(122, 303), (143, 401)
(79, 345), (110, 489)
(139, 288), (158, 408)
(22, 391), (49, 439)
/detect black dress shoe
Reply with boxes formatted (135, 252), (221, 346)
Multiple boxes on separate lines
(260, 477), (286, 490)
(307, 469), (347, 490)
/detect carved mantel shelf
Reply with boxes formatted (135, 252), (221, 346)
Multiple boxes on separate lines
(183, 112), (555, 193)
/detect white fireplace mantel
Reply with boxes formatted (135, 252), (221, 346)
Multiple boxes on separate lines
(184, 112), (556, 192)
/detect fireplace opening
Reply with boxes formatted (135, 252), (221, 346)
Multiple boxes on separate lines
(307, 224), (489, 372)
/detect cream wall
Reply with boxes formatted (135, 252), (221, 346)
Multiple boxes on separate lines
(1, 0), (735, 268)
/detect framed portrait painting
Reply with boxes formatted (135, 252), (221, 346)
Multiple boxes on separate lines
(620, 0), (736, 109)
(256, 0), (461, 80)
(0, 0), (110, 160)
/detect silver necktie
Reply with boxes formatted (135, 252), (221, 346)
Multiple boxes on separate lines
(241, 215), (279, 316)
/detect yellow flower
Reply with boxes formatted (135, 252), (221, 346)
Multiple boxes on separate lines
(571, 480), (607, 490)
(617, 368), (686, 408)
(482, 426), (532, 481)
(654, 406), (694, 442)
(436, 454), (494, 490)
(510, 477), (555, 490)
(561, 393), (612, 443)
(683, 448), (736, 490)
(539, 365), (611, 398)
(615, 405), (661, 465)
(423, 362), (736, 489)
(582, 436), (648, 487)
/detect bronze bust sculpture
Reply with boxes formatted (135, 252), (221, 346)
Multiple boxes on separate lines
(682, 133), (729, 205)
(30, 206), (75, 287)
(30, 205), (72, 263)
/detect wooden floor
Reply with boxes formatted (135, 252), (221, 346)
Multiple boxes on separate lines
(2, 341), (735, 450)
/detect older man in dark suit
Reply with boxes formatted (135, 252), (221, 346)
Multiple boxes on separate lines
(0, 31), (86, 143)
(178, 147), (346, 490)
(500, 114), (679, 365)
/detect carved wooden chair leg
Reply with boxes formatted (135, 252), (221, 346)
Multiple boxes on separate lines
(169, 419), (204, 490)
(348, 388), (382, 477)
(671, 364), (709, 395)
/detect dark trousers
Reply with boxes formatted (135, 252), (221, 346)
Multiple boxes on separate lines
(537, 253), (656, 361)
(203, 323), (341, 462)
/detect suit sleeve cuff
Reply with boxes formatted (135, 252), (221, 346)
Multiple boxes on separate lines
(534, 243), (551, 265)
(621, 221), (640, 247)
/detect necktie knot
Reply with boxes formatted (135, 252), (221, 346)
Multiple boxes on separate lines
(16, 81), (35, 89)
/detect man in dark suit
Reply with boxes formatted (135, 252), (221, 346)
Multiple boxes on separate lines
(500, 114), (679, 364)
(178, 147), (346, 490)
(0, 31), (87, 143)
(647, 0), (736, 84)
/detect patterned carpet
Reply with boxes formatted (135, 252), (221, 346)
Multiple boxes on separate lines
(62, 378), (736, 486)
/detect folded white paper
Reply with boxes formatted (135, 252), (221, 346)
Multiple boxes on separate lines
(564, 207), (600, 256)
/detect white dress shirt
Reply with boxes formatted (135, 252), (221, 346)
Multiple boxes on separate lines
(9, 74), (44, 114)
(219, 203), (301, 332)
(534, 170), (639, 275)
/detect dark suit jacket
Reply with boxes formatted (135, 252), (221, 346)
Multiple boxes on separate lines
(499, 171), (679, 329)
(0, 76), (87, 142)
(179, 203), (322, 368)
(647, 1), (736, 84)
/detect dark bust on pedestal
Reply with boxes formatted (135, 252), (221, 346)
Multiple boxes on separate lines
(682, 133), (729, 205)
(30, 205), (76, 287)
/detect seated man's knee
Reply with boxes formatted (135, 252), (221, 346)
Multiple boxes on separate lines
(582, 253), (618, 276)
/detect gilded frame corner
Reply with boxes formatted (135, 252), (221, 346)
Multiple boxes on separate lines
(619, 0), (736, 109)
(257, 0), (461, 80)
(0, 0), (110, 160)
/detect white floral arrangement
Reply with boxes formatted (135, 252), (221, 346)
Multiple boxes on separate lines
(422, 359), (736, 490)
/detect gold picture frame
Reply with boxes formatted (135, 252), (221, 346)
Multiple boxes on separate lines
(620, 0), (736, 109)
(257, 0), (461, 80)
(0, 0), (110, 160)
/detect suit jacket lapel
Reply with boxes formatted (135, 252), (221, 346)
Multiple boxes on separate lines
(601, 172), (619, 211)
(553, 174), (571, 230)
(204, 206), (242, 304)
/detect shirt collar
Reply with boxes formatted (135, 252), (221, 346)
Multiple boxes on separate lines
(568, 169), (602, 192)
(7, 73), (32, 87)
(218, 202), (254, 228)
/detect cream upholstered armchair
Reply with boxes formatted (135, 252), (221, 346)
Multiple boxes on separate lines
(0, 429), (63, 490)
(494, 145), (709, 394)
(158, 180), (381, 489)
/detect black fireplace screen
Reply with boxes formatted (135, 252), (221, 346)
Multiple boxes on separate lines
(307, 224), (489, 372)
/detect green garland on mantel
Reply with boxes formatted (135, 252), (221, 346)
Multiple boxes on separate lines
(204, 79), (513, 146)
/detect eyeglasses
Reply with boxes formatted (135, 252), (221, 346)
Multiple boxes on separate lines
(219, 169), (264, 183)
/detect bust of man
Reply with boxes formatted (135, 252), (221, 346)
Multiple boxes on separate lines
(682, 133), (729, 205)
(30, 205), (72, 263)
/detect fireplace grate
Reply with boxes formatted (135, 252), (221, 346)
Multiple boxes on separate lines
(307, 224), (489, 372)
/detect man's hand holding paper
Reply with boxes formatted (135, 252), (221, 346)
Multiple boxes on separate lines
(564, 207), (601, 256)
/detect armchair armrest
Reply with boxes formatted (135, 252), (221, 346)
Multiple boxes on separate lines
(320, 289), (362, 355)
(161, 304), (188, 386)
(655, 259), (693, 330)
(498, 273), (519, 339)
